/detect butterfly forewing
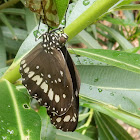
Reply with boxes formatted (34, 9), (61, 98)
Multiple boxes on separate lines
(20, 33), (73, 115)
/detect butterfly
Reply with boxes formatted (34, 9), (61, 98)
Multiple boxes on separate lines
(20, 28), (80, 131)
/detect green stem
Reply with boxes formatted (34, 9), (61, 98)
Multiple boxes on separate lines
(82, 109), (94, 135)
(0, 0), (20, 10)
(64, 0), (120, 40)
(1, 64), (21, 83)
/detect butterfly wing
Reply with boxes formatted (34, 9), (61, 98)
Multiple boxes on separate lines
(49, 46), (80, 131)
(20, 43), (73, 115)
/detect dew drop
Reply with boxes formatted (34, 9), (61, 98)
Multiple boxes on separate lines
(123, 96), (126, 99)
(89, 86), (92, 90)
(7, 129), (14, 134)
(83, 59), (87, 64)
(83, 0), (90, 6)
(2, 136), (7, 140)
(110, 92), (114, 96)
(98, 88), (102, 92)
(61, 19), (65, 25)
(94, 78), (98, 82)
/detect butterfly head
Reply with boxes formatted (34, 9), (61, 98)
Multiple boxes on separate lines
(59, 33), (68, 46)
(42, 31), (68, 50)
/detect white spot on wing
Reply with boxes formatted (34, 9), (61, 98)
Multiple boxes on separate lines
(40, 82), (48, 93)
(60, 70), (63, 76)
(23, 63), (27, 68)
(24, 67), (29, 73)
(48, 88), (54, 101)
(56, 117), (61, 123)
(64, 115), (70, 122)
(55, 94), (60, 103)
(43, 44), (46, 47)
(48, 74), (51, 78)
(28, 71), (35, 78)
(36, 66), (39, 69)
(58, 78), (61, 82)
(72, 116), (76, 122)
(63, 94), (66, 98)
(21, 60), (25, 64)
(32, 75), (43, 85)
(75, 90), (78, 96)
(28, 89), (31, 93)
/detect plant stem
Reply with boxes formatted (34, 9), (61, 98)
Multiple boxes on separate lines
(0, 0), (20, 10)
(64, 0), (120, 40)
(82, 109), (94, 135)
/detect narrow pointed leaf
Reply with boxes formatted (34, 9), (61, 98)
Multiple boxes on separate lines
(0, 79), (41, 139)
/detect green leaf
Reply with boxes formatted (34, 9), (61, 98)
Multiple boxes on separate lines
(69, 49), (140, 74)
(0, 67), (8, 78)
(0, 79), (41, 139)
(0, 8), (25, 15)
(81, 101), (140, 129)
(96, 23), (134, 50)
(25, 8), (38, 34)
(0, 13), (16, 38)
(75, 30), (102, 49)
(0, 28), (6, 68)
(100, 113), (134, 140)
(79, 113), (90, 122)
(113, 4), (140, 11)
(94, 111), (114, 140)
(77, 65), (140, 113)
(104, 16), (138, 27)
(55, 0), (69, 25)
(56, 130), (93, 140)
(38, 107), (56, 140)
(1, 26), (27, 40)
(4, 37), (22, 55)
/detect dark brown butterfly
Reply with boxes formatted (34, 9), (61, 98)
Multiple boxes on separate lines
(20, 28), (80, 131)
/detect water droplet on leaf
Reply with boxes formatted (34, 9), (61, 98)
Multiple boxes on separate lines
(83, 0), (90, 6)
(98, 88), (102, 92)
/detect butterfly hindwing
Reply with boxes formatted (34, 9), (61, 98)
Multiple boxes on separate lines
(48, 46), (80, 131)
